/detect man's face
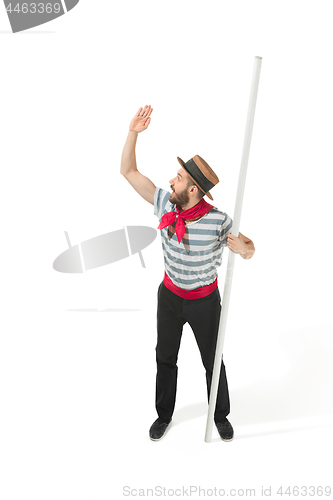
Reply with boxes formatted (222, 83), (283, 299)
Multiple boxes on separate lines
(169, 167), (191, 207)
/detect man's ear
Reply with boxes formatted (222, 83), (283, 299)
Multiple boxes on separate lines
(190, 184), (199, 196)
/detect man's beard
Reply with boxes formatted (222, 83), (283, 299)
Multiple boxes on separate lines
(169, 186), (189, 208)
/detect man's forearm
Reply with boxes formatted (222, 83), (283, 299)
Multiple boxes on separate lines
(120, 130), (139, 176)
(241, 241), (255, 259)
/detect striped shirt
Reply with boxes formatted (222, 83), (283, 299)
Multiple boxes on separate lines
(154, 187), (233, 291)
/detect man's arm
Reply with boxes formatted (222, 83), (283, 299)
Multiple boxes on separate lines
(227, 232), (255, 260)
(120, 105), (156, 206)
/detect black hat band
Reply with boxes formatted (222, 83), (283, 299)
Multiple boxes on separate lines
(183, 158), (215, 193)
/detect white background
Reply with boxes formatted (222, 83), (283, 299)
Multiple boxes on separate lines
(1, 1), (332, 499)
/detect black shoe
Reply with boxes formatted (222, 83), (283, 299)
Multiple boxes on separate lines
(215, 418), (234, 441)
(149, 418), (172, 441)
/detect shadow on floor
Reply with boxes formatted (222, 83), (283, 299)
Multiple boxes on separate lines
(172, 324), (333, 436)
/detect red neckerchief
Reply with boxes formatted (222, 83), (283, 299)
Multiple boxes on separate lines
(157, 198), (214, 243)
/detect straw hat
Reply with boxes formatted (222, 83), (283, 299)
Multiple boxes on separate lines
(177, 155), (219, 201)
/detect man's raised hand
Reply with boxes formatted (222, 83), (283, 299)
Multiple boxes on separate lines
(129, 105), (153, 133)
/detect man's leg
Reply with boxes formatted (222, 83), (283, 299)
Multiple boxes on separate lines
(185, 288), (230, 423)
(155, 282), (186, 423)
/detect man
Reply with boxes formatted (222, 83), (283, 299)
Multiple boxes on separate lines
(120, 105), (255, 442)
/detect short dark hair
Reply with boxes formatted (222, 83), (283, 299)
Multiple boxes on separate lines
(187, 177), (204, 200)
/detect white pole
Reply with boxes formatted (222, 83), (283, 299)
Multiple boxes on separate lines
(205, 56), (262, 443)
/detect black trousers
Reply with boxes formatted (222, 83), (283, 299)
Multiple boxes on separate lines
(156, 281), (230, 423)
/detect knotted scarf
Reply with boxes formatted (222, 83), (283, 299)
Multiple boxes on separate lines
(158, 198), (214, 243)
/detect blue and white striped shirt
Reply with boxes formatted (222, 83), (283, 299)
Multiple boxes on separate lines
(154, 187), (233, 290)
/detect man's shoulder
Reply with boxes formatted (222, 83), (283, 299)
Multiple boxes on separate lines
(206, 206), (231, 221)
(156, 187), (172, 205)
(154, 187), (173, 217)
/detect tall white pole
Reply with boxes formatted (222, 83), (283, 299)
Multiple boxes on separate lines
(205, 56), (262, 443)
